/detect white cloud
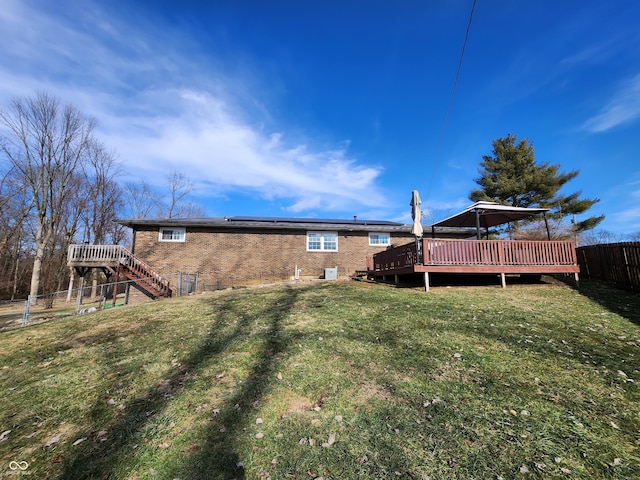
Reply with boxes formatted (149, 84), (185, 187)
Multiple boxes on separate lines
(97, 88), (385, 211)
(612, 206), (640, 230)
(582, 74), (640, 132)
(286, 196), (323, 213)
(0, 0), (386, 215)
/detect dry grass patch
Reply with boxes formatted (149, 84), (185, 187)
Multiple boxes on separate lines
(355, 380), (393, 404)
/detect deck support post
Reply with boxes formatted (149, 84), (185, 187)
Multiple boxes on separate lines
(424, 272), (430, 292)
(66, 269), (74, 303)
(74, 267), (91, 312)
(75, 275), (84, 313)
(394, 274), (399, 285)
(500, 272), (506, 288)
(112, 264), (121, 307)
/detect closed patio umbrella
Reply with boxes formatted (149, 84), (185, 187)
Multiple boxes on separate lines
(410, 190), (423, 263)
(410, 190), (423, 237)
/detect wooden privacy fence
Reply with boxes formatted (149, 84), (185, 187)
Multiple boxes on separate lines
(577, 242), (640, 292)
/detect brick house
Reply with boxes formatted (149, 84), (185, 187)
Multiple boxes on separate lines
(117, 216), (417, 290)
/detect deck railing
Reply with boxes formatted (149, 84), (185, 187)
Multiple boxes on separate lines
(370, 242), (419, 272)
(67, 244), (124, 266)
(371, 239), (578, 272)
(425, 239), (577, 266)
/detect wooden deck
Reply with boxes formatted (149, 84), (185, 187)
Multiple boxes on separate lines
(368, 238), (579, 290)
(67, 244), (172, 298)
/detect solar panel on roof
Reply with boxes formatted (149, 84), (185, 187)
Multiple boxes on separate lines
(228, 216), (402, 226)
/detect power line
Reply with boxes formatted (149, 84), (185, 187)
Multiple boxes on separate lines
(425, 0), (477, 201)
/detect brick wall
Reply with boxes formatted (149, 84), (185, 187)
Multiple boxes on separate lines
(132, 226), (415, 289)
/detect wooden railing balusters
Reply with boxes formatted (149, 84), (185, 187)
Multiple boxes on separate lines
(371, 238), (578, 274)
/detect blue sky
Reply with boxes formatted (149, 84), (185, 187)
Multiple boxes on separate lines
(1, 0), (639, 235)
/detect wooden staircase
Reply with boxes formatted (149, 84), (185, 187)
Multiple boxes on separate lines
(67, 244), (172, 299)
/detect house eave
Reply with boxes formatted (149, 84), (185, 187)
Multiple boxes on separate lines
(116, 216), (412, 233)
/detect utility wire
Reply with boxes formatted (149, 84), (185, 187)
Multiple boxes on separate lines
(425, 0), (477, 201)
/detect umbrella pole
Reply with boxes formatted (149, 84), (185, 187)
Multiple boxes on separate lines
(415, 237), (422, 264)
(543, 213), (551, 240)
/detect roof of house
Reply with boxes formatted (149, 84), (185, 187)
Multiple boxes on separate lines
(117, 215), (412, 233)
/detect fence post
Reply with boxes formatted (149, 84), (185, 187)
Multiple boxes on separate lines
(98, 285), (104, 310)
(22, 296), (33, 325)
(622, 246), (632, 291)
(125, 281), (131, 305)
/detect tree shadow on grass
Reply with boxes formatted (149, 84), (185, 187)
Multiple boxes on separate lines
(576, 278), (640, 327)
(169, 286), (301, 480)
(58, 286), (300, 480)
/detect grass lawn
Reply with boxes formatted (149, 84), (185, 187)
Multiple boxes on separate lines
(0, 278), (638, 479)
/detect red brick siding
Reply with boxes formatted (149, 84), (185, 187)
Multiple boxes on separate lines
(133, 227), (414, 289)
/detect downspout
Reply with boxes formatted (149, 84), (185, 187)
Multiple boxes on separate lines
(131, 228), (137, 254)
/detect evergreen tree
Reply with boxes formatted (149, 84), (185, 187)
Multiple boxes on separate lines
(470, 134), (604, 236)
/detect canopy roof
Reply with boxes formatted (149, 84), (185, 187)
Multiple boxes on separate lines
(432, 201), (549, 229)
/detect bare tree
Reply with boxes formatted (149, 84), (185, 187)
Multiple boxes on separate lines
(122, 179), (161, 219)
(176, 200), (205, 219)
(77, 141), (123, 297)
(0, 166), (31, 259)
(81, 141), (123, 243)
(0, 167), (31, 298)
(578, 229), (627, 246)
(122, 171), (205, 219)
(0, 92), (97, 301)
(166, 171), (194, 218)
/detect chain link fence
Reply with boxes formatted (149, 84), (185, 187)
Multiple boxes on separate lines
(0, 271), (199, 330)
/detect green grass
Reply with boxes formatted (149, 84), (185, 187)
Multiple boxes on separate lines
(0, 278), (638, 479)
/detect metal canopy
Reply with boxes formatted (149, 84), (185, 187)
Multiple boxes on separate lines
(431, 201), (550, 239)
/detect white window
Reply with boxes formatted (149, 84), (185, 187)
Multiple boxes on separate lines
(369, 233), (390, 246)
(307, 232), (338, 251)
(159, 228), (185, 242)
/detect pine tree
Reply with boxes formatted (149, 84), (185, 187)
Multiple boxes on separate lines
(470, 134), (604, 236)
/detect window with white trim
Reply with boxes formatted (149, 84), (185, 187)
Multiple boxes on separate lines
(159, 228), (186, 242)
(369, 233), (391, 246)
(307, 232), (338, 251)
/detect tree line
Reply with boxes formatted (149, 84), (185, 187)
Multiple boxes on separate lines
(0, 92), (203, 301)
